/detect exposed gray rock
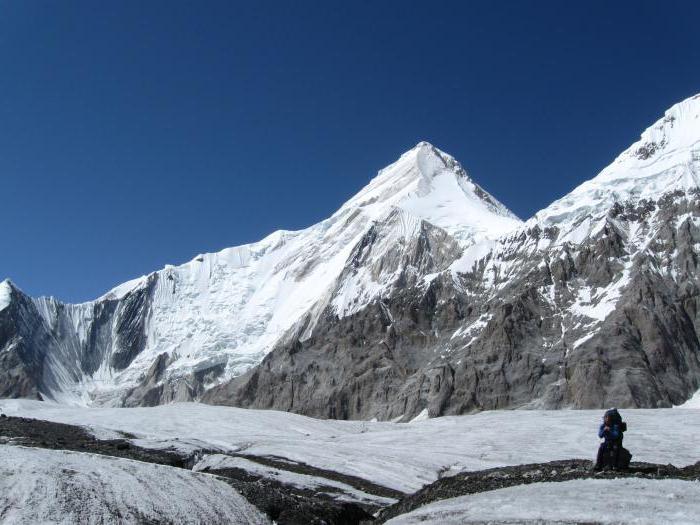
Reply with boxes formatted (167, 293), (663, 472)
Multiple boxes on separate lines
(205, 190), (700, 420)
(0, 283), (45, 399)
(0, 275), (157, 404)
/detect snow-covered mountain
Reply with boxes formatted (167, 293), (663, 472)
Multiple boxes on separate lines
(533, 93), (700, 230)
(2, 95), (700, 417)
(0, 142), (521, 406)
(206, 94), (700, 419)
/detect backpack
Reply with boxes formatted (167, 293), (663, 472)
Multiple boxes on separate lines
(617, 446), (632, 469)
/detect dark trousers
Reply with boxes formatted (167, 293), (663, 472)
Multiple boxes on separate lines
(596, 441), (620, 469)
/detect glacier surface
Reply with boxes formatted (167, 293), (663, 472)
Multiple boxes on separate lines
(2, 399), (699, 494)
(0, 444), (269, 525)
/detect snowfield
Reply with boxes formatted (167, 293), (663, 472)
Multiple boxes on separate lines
(0, 444), (269, 525)
(2, 400), (699, 494)
(385, 478), (700, 525)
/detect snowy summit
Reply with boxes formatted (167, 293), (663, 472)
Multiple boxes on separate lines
(533, 94), (700, 227)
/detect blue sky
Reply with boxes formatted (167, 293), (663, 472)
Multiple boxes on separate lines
(2, 1), (699, 302)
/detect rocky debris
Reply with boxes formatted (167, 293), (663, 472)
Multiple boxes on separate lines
(200, 465), (375, 525)
(208, 454), (404, 503)
(0, 415), (188, 468)
(634, 139), (666, 160)
(375, 459), (700, 523)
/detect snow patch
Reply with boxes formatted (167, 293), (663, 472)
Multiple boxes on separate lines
(449, 239), (495, 274)
(570, 264), (631, 324)
(409, 408), (430, 422)
(676, 388), (700, 408)
(572, 332), (596, 349)
(0, 279), (12, 311)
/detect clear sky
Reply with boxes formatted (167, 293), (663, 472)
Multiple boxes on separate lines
(2, 1), (699, 302)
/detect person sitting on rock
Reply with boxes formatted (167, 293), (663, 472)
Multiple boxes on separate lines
(594, 408), (630, 471)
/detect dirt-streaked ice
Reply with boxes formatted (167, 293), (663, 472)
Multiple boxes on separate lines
(0, 444), (269, 525)
(2, 400), (699, 494)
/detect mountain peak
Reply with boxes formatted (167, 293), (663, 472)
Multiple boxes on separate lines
(337, 143), (521, 246)
(402, 141), (459, 178)
(619, 93), (700, 164)
(412, 140), (435, 150)
(532, 93), (700, 227)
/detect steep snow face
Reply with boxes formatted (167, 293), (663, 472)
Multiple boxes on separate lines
(8, 142), (520, 405)
(532, 94), (700, 229)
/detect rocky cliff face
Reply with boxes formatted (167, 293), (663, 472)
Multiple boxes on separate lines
(3, 95), (700, 418)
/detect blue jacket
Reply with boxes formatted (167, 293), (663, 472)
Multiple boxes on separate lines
(598, 423), (621, 444)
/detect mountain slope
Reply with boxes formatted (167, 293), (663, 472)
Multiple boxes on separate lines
(533, 93), (700, 229)
(0, 142), (521, 406)
(205, 94), (700, 419)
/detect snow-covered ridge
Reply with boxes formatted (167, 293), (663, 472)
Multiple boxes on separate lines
(101, 141), (521, 302)
(532, 93), (700, 228)
(450, 93), (700, 278)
